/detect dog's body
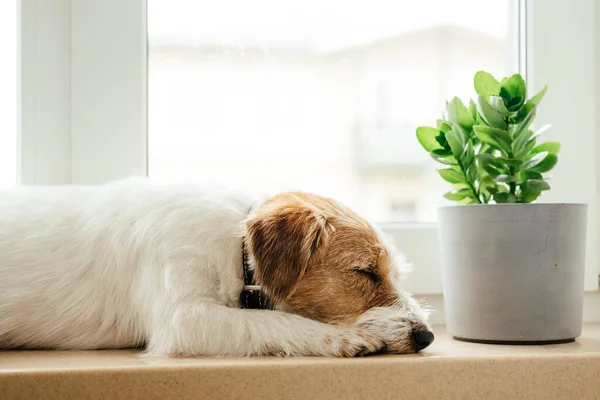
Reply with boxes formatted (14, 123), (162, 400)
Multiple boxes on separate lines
(0, 178), (432, 357)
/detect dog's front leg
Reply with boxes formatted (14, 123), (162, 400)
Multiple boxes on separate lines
(146, 302), (383, 357)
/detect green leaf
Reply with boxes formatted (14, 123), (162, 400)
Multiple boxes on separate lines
(464, 141), (475, 165)
(476, 153), (495, 165)
(515, 139), (537, 161)
(505, 96), (524, 111)
(517, 170), (543, 184)
(431, 154), (456, 165)
(480, 175), (498, 197)
(469, 99), (478, 123)
(437, 120), (452, 133)
(526, 153), (558, 173)
(532, 123), (552, 137)
(532, 141), (561, 155)
(495, 157), (523, 167)
(447, 97), (475, 130)
(473, 125), (512, 156)
(435, 132), (448, 148)
(496, 185), (509, 193)
(467, 164), (477, 182)
(483, 164), (502, 178)
(519, 192), (542, 203)
(520, 170), (543, 181)
(474, 71), (501, 102)
(495, 174), (517, 183)
(432, 148), (452, 157)
(517, 179), (545, 202)
(499, 74), (526, 111)
(512, 105), (537, 141)
(443, 189), (472, 201)
(445, 130), (464, 159)
(416, 127), (442, 152)
(513, 128), (533, 151)
(489, 96), (510, 116)
(451, 124), (468, 145)
(477, 95), (507, 129)
(461, 197), (480, 204)
(521, 179), (551, 193)
(494, 192), (517, 203)
(513, 85), (548, 123)
(451, 182), (470, 189)
(486, 187), (499, 196)
(522, 151), (549, 170)
(515, 124), (552, 156)
(438, 168), (465, 184)
(516, 124), (554, 157)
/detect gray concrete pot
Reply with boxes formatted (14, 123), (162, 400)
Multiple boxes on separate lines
(438, 203), (587, 344)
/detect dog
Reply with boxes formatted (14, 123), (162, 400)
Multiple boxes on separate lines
(0, 178), (433, 357)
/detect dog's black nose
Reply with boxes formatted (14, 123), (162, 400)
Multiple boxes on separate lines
(413, 328), (434, 351)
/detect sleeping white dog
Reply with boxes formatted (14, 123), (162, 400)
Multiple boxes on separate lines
(0, 178), (433, 357)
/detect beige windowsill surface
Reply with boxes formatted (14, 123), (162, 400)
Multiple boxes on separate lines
(2, 325), (600, 400)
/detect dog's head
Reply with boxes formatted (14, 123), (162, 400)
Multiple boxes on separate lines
(244, 192), (433, 353)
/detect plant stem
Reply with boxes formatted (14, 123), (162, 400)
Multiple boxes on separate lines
(458, 162), (481, 204)
(506, 117), (517, 198)
(468, 181), (481, 204)
(509, 167), (516, 196)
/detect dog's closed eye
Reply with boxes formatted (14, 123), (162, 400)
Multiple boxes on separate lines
(355, 265), (380, 283)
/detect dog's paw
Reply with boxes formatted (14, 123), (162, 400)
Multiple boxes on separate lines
(329, 328), (384, 357)
(245, 328), (383, 358)
(355, 308), (433, 354)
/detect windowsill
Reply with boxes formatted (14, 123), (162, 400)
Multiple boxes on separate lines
(2, 325), (600, 399)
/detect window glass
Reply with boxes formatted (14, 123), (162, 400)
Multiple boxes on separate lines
(148, 0), (518, 222)
(0, 1), (18, 187)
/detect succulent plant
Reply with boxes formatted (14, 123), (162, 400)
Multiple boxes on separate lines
(416, 70), (559, 204)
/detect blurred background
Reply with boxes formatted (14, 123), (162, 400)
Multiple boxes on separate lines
(0, 1), (18, 191)
(147, 0), (517, 223)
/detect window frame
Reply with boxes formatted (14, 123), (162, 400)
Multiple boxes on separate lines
(18, 0), (598, 294)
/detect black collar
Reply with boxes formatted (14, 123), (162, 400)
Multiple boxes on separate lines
(240, 238), (273, 310)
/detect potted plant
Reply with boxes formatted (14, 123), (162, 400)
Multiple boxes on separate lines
(416, 71), (588, 343)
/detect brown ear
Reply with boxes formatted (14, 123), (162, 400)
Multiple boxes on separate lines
(245, 197), (328, 303)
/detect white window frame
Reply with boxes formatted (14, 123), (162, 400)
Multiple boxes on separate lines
(18, 0), (599, 297)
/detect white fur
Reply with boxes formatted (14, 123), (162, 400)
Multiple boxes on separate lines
(0, 178), (429, 357)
